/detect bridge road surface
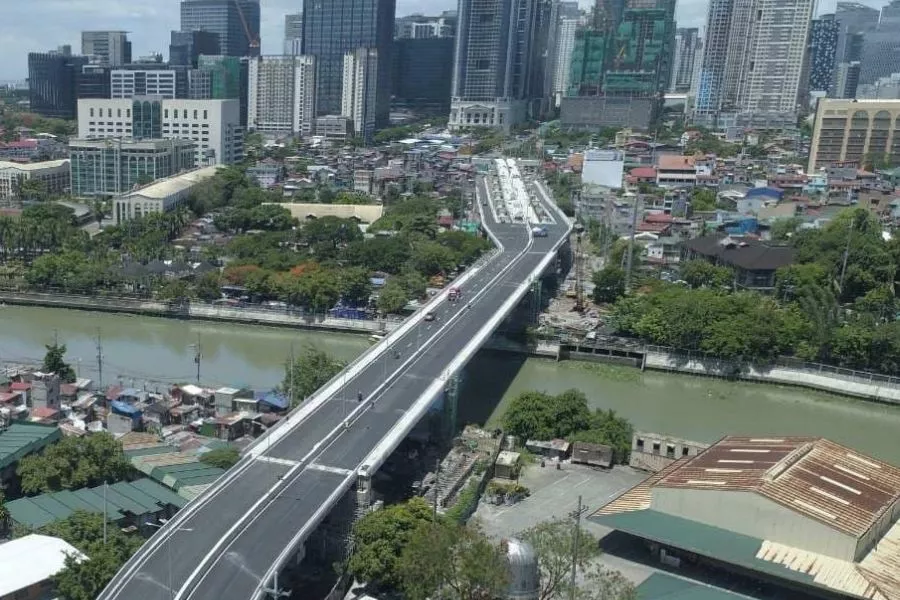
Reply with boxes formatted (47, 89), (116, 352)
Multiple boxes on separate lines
(98, 179), (569, 600)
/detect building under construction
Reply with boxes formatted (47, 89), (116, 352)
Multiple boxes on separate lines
(561, 0), (675, 130)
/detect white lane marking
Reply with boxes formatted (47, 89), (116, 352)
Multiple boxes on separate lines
(307, 463), (355, 476)
(256, 456), (299, 468)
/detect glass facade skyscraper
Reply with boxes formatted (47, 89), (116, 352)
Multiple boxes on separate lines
(180, 0), (260, 57)
(28, 52), (88, 119)
(808, 15), (839, 94)
(301, 0), (396, 125)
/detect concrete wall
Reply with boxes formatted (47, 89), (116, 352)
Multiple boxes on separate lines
(651, 488), (858, 561)
(643, 350), (900, 404)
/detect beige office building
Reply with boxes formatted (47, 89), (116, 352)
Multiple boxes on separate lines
(808, 99), (900, 171)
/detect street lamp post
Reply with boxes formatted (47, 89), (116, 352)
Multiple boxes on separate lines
(147, 520), (194, 600)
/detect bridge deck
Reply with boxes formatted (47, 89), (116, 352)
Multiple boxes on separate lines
(99, 177), (570, 600)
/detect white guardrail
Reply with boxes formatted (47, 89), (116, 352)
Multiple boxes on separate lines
(252, 173), (573, 599)
(101, 189), (505, 600)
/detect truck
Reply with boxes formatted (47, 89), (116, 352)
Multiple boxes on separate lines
(448, 287), (461, 302)
(532, 226), (549, 238)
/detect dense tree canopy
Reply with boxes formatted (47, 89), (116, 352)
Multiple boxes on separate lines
(503, 389), (633, 462)
(200, 446), (241, 469)
(17, 433), (132, 495)
(37, 511), (144, 600)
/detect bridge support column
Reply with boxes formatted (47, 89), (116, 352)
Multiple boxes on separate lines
(529, 278), (543, 325)
(441, 372), (462, 440)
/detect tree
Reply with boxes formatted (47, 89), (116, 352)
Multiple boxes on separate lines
(17, 433), (132, 495)
(680, 259), (732, 290)
(200, 446), (241, 469)
(40, 511), (144, 600)
(280, 346), (345, 407)
(400, 523), (509, 600)
(569, 409), (634, 463)
(377, 279), (409, 314)
(690, 188), (717, 212)
(592, 267), (625, 304)
(17, 177), (48, 202)
(90, 200), (105, 228)
(194, 272), (222, 302)
(503, 389), (592, 442)
(42, 342), (76, 383)
(348, 497), (435, 590)
(521, 519), (635, 600)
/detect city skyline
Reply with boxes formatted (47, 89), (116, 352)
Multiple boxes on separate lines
(0, 0), (827, 81)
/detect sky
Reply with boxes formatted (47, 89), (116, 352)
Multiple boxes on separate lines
(0, 0), (888, 81)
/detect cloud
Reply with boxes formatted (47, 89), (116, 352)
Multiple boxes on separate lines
(3, 0), (888, 81)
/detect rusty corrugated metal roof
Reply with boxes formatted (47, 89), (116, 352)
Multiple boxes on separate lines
(655, 436), (900, 539)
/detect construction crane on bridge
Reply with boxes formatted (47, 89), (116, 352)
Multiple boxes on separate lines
(234, 0), (260, 54)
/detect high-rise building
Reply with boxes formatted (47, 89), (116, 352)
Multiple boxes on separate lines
(602, 0), (676, 99)
(881, 0), (900, 28)
(77, 98), (243, 166)
(68, 138), (197, 197)
(392, 38), (454, 112)
(180, 0), (260, 57)
(593, 0), (626, 30)
(342, 48), (379, 141)
(694, 0), (813, 123)
(859, 31), (900, 85)
(28, 51), (88, 119)
(81, 31), (131, 67)
(247, 56), (317, 136)
(395, 12), (457, 38)
(670, 28), (702, 93)
(807, 98), (900, 170)
(567, 30), (608, 97)
(807, 15), (839, 95)
(552, 18), (582, 106)
(694, 0), (732, 121)
(284, 13), (303, 56)
(834, 61), (862, 98)
(77, 65), (112, 100)
(302, 0), (395, 126)
(170, 30), (221, 68)
(111, 70), (178, 99)
(449, 0), (540, 131)
(835, 1), (879, 63)
(738, 0), (814, 115)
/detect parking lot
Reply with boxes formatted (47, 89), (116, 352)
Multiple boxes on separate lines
(474, 462), (657, 585)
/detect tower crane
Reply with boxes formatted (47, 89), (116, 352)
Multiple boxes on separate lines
(234, 0), (260, 54)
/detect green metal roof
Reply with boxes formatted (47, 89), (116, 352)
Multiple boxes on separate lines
(129, 478), (187, 509)
(637, 573), (754, 600)
(0, 423), (61, 470)
(124, 445), (176, 459)
(6, 478), (185, 529)
(590, 510), (817, 589)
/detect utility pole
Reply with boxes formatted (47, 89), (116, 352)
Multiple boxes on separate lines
(193, 333), (202, 383)
(95, 328), (103, 389)
(568, 495), (584, 600)
(624, 196), (640, 294)
(103, 481), (108, 546)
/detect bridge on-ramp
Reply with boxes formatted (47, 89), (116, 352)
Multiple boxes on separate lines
(99, 160), (572, 600)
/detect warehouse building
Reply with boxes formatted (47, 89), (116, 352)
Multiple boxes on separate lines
(592, 436), (900, 600)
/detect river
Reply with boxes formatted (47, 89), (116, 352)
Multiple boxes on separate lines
(5, 306), (900, 464)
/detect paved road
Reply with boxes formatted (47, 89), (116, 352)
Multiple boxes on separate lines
(98, 178), (570, 600)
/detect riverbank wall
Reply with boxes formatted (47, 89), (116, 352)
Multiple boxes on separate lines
(0, 290), (399, 335)
(641, 349), (900, 405)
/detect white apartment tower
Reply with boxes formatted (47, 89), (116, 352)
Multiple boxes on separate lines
(739, 0), (814, 114)
(248, 56), (317, 136)
(552, 18), (581, 107)
(694, 0), (814, 123)
(341, 49), (379, 142)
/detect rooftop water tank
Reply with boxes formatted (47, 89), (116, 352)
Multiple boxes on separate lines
(504, 538), (540, 600)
